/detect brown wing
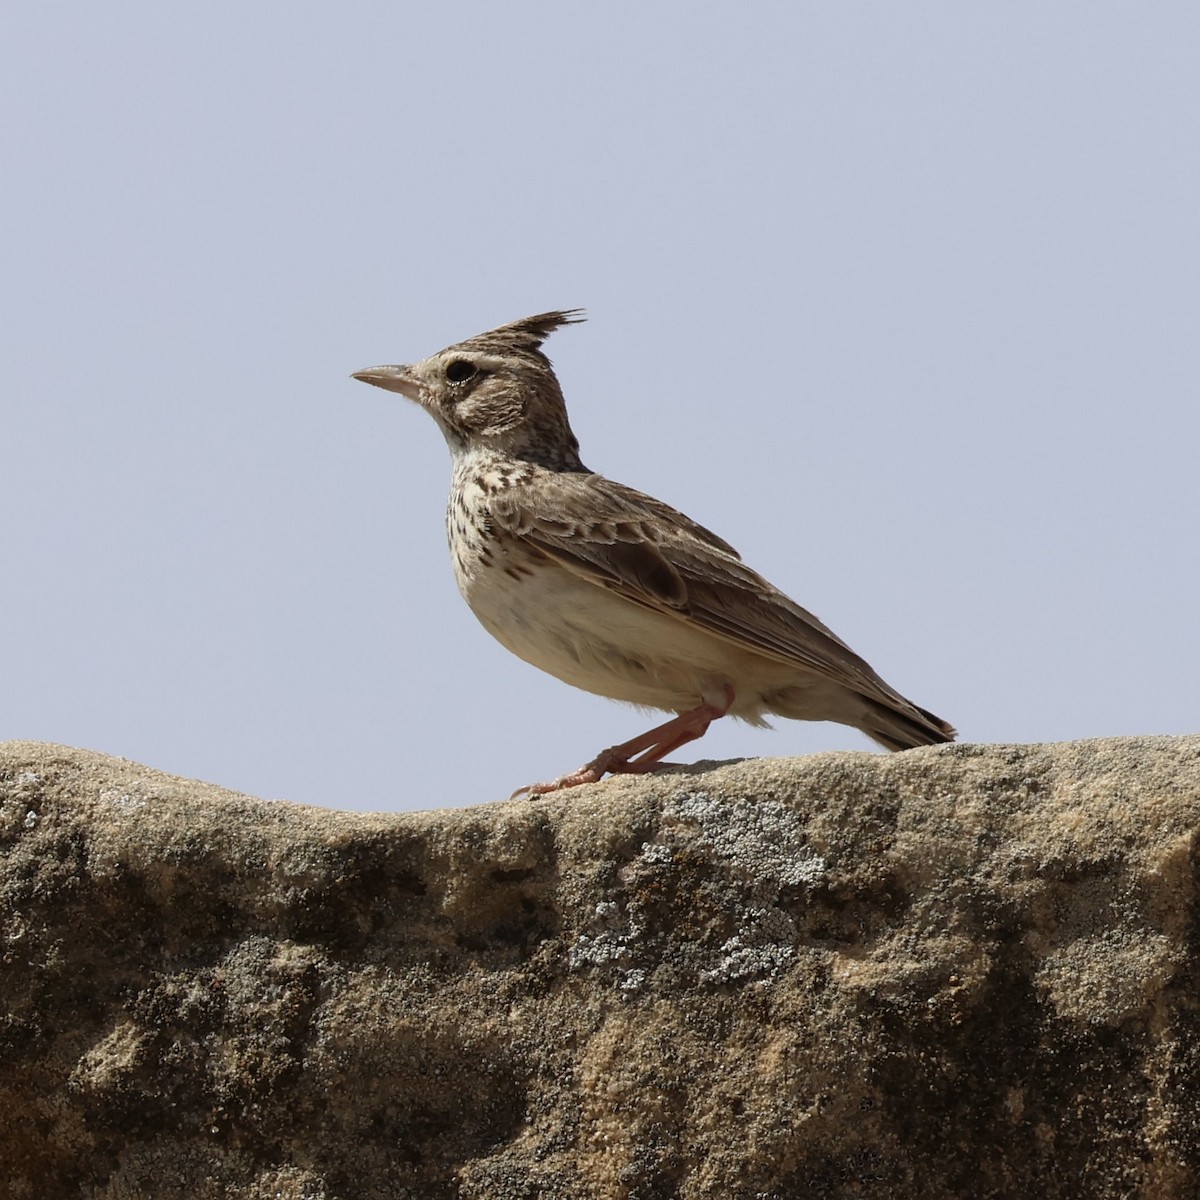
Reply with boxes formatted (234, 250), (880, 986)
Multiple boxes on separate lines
(488, 470), (911, 707)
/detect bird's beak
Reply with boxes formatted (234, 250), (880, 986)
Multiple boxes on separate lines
(351, 364), (422, 402)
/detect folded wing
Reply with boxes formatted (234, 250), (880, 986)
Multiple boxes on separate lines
(489, 471), (936, 721)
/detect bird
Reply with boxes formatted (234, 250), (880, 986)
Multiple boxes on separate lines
(352, 310), (955, 794)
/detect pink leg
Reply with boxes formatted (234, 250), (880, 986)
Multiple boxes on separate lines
(514, 686), (735, 797)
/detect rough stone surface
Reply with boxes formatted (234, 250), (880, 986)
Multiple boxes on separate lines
(2, 736), (1200, 1199)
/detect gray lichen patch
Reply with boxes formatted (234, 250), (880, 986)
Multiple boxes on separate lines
(567, 791), (829, 990)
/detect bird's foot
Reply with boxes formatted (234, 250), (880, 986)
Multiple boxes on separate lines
(511, 764), (604, 798)
(511, 686), (734, 797)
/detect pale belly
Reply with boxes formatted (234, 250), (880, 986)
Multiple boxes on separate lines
(456, 556), (804, 719)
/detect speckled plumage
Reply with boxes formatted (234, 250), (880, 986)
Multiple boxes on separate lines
(353, 311), (955, 793)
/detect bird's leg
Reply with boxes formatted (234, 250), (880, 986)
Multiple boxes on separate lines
(514, 686), (734, 797)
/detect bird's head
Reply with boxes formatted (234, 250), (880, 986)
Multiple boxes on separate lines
(353, 310), (586, 468)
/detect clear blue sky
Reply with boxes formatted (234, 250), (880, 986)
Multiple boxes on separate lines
(4, 4), (1198, 810)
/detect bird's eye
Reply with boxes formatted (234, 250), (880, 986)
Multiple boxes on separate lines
(445, 359), (477, 384)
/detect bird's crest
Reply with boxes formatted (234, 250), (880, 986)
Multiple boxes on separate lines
(449, 310), (586, 360)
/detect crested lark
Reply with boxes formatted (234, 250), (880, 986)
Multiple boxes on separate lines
(353, 311), (955, 794)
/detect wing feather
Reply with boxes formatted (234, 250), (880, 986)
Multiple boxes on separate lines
(489, 471), (910, 706)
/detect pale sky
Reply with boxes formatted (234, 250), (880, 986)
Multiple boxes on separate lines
(5, 3), (1198, 811)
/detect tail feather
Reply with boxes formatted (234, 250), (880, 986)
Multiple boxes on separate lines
(859, 698), (957, 752)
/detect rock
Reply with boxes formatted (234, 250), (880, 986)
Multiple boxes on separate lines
(2, 736), (1199, 1199)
